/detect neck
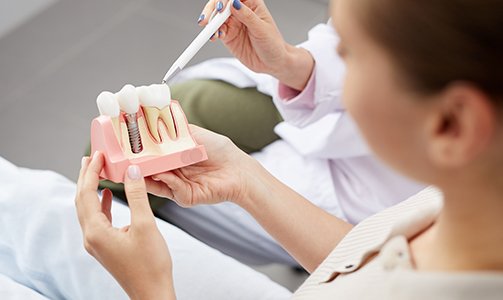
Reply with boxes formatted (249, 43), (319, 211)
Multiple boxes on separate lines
(412, 176), (503, 272)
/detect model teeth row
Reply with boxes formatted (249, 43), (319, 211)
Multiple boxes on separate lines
(96, 83), (175, 143)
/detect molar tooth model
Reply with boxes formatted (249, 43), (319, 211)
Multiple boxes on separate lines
(91, 83), (207, 183)
(137, 84), (176, 142)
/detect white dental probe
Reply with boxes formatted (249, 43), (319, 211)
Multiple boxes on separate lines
(161, 1), (232, 84)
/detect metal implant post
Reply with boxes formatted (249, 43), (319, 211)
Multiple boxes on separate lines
(125, 113), (143, 153)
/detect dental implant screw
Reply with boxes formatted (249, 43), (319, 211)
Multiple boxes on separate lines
(125, 113), (143, 154)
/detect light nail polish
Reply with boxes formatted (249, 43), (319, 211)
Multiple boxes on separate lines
(216, 1), (224, 11)
(92, 151), (100, 160)
(128, 165), (142, 180)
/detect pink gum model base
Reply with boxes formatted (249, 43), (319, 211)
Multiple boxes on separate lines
(90, 100), (207, 183)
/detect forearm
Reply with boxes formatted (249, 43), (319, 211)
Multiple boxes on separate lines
(236, 157), (353, 273)
(272, 45), (315, 92)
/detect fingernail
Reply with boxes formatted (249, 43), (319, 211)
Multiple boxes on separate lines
(152, 176), (161, 182)
(218, 30), (223, 38)
(216, 1), (223, 11)
(103, 188), (112, 197)
(233, 0), (241, 10)
(127, 165), (141, 180)
(92, 151), (99, 161)
(197, 14), (205, 23)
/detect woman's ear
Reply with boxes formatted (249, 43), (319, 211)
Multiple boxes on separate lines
(425, 83), (496, 169)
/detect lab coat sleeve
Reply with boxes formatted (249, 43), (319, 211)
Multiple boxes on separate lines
(272, 22), (346, 127)
(272, 22), (371, 159)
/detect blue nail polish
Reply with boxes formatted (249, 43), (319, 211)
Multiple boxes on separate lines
(218, 30), (223, 37)
(216, 1), (224, 12)
(197, 14), (205, 23)
(233, 0), (241, 10)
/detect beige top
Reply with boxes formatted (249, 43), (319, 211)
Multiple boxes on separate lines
(293, 187), (503, 299)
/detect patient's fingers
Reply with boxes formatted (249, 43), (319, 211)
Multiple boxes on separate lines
(76, 152), (105, 224)
(151, 171), (191, 207)
(101, 188), (113, 223)
(145, 177), (175, 200)
(123, 165), (156, 227)
(83, 151), (105, 190)
(76, 156), (90, 226)
(151, 172), (183, 193)
(77, 156), (90, 192)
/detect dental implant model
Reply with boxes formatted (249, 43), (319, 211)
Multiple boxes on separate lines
(90, 83), (207, 183)
(117, 84), (143, 154)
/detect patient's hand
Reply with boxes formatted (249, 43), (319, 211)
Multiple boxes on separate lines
(75, 152), (176, 300)
(145, 125), (258, 207)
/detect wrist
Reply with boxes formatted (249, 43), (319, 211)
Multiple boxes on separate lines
(233, 155), (275, 212)
(273, 45), (314, 91)
(232, 153), (260, 207)
(128, 274), (176, 300)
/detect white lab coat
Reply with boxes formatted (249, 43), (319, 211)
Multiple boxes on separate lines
(171, 22), (425, 224)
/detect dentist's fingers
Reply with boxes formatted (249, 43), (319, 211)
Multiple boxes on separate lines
(230, 0), (263, 31)
(123, 165), (156, 227)
(210, 32), (217, 42)
(197, 0), (216, 26)
(217, 23), (228, 40)
(199, 0), (228, 26)
(198, 1), (213, 26)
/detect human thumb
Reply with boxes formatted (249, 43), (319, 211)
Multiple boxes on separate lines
(124, 165), (155, 225)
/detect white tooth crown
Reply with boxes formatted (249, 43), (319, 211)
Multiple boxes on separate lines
(95, 83), (194, 158)
(117, 84), (140, 114)
(136, 86), (148, 103)
(138, 84), (174, 142)
(138, 84), (171, 109)
(96, 91), (120, 117)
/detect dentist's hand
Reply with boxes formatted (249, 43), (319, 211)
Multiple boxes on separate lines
(75, 152), (175, 300)
(145, 125), (258, 208)
(198, 0), (314, 90)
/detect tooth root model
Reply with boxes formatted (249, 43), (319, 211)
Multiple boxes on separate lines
(159, 106), (177, 140)
(117, 84), (143, 154)
(138, 84), (176, 142)
(90, 83), (208, 183)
